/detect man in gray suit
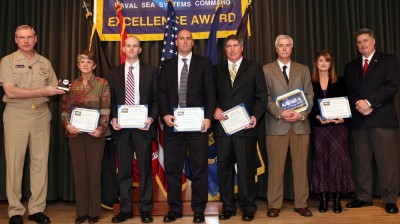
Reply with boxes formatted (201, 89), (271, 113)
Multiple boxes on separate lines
(263, 35), (314, 218)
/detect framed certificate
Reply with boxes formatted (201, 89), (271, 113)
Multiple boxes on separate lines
(173, 107), (204, 132)
(275, 89), (309, 112)
(318, 97), (352, 120)
(117, 105), (148, 128)
(220, 103), (251, 135)
(70, 107), (100, 132)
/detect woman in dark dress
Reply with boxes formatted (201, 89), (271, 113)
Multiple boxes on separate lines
(309, 50), (354, 213)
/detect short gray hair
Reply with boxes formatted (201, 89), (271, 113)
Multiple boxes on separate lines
(15, 25), (36, 36)
(275, 35), (293, 48)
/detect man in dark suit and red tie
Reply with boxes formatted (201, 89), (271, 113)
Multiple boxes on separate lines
(213, 34), (267, 222)
(108, 36), (158, 223)
(158, 29), (215, 223)
(344, 28), (399, 214)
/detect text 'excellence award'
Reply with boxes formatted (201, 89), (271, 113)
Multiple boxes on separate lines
(173, 107), (204, 132)
(275, 88), (309, 112)
(70, 107), (100, 132)
(220, 103), (251, 135)
(117, 105), (148, 128)
(318, 96), (352, 120)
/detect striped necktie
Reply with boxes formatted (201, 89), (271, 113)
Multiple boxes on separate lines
(230, 63), (237, 86)
(179, 58), (188, 107)
(125, 65), (135, 105)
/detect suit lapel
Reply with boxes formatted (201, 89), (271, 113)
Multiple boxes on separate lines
(117, 65), (126, 101)
(288, 62), (297, 88)
(364, 52), (380, 77)
(139, 62), (145, 97)
(353, 57), (363, 82)
(235, 59), (249, 81)
(273, 61), (288, 88)
(187, 55), (196, 94)
(222, 60), (230, 82)
(231, 60), (250, 94)
(171, 57), (179, 95)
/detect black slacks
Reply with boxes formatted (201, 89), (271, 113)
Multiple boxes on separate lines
(116, 129), (153, 213)
(163, 131), (209, 213)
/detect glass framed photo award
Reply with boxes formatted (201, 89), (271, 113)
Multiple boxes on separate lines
(275, 89), (309, 113)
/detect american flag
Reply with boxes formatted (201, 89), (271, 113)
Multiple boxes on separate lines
(155, 0), (188, 198)
(159, 0), (179, 65)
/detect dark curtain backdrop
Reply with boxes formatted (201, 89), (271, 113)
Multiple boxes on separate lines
(1, 0), (399, 201)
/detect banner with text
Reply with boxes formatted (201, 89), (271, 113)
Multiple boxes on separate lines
(94, 0), (249, 41)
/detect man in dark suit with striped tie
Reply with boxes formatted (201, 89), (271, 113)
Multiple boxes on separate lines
(158, 29), (216, 223)
(213, 34), (267, 221)
(108, 36), (158, 223)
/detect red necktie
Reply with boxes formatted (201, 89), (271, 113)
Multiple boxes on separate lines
(362, 59), (369, 76)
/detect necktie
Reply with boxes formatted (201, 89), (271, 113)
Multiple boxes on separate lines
(282, 65), (289, 84)
(362, 59), (369, 76)
(230, 63), (237, 86)
(125, 66), (135, 105)
(179, 58), (189, 107)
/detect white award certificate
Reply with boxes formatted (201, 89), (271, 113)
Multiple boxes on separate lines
(70, 108), (100, 132)
(220, 104), (251, 135)
(318, 97), (352, 120)
(173, 107), (204, 132)
(275, 89), (309, 113)
(117, 105), (148, 128)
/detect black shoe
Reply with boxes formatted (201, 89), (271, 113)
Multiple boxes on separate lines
(218, 210), (236, 220)
(193, 212), (205, 223)
(385, 203), (399, 214)
(9, 215), (23, 224)
(141, 211), (153, 223)
(111, 212), (134, 223)
(333, 193), (342, 213)
(346, 199), (373, 208)
(75, 216), (88, 224)
(28, 212), (51, 224)
(319, 192), (329, 212)
(88, 216), (99, 224)
(163, 210), (183, 223)
(242, 212), (254, 221)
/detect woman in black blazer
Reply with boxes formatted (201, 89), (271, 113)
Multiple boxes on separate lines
(309, 50), (355, 214)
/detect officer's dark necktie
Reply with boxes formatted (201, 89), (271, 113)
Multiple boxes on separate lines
(282, 65), (289, 84)
(179, 58), (188, 107)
